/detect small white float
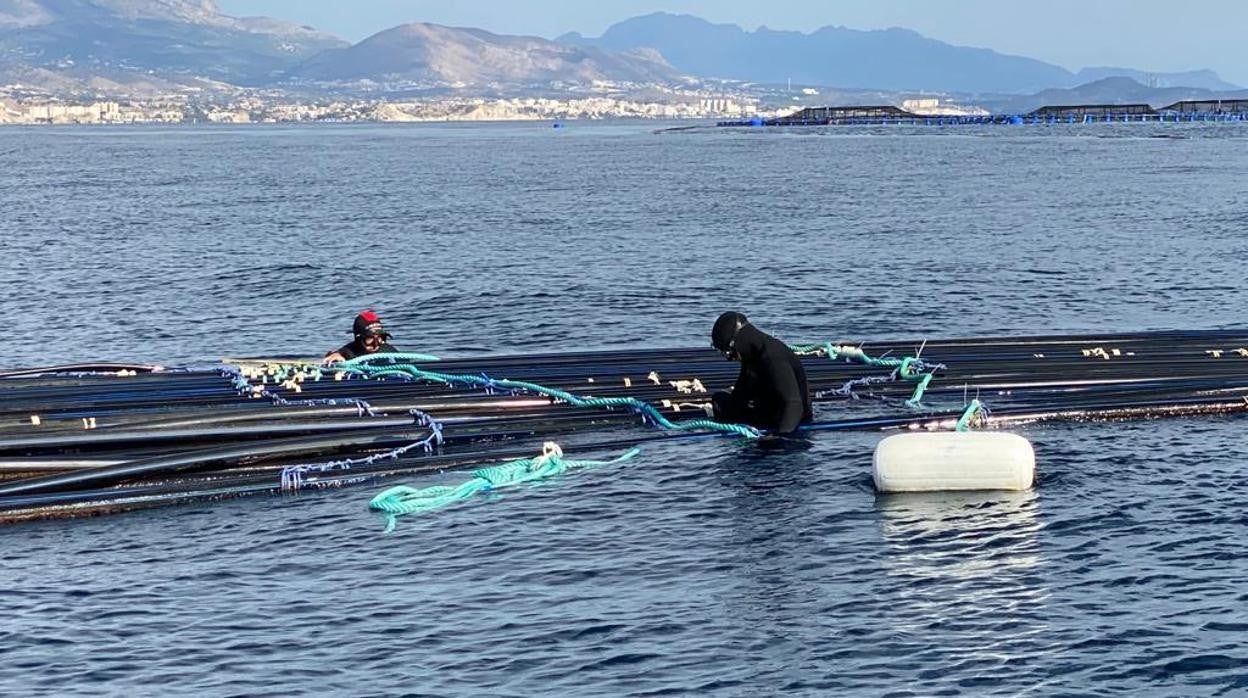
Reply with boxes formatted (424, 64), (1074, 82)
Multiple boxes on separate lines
(873, 431), (1035, 493)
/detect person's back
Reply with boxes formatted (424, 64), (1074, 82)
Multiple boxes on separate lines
(323, 310), (398, 364)
(711, 311), (812, 435)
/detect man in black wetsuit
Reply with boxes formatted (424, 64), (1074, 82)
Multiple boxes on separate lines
(710, 311), (813, 436)
(323, 310), (399, 364)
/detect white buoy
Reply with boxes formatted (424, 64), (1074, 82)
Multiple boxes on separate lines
(873, 431), (1035, 493)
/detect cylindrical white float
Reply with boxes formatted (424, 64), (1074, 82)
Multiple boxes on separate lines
(873, 431), (1035, 493)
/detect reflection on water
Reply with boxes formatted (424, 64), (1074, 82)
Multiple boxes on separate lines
(877, 490), (1045, 581)
(876, 490), (1054, 670)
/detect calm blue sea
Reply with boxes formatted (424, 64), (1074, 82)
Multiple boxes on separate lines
(1, 121), (1247, 696)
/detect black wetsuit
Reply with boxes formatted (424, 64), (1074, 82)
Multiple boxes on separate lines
(712, 324), (812, 434)
(332, 340), (398, 361)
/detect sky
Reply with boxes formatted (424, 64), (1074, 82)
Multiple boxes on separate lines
(216, 0), (1248, 86)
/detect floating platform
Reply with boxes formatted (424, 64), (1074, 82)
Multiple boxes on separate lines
(2, 330), (1248, 523)
(718, 99), (1248, 127)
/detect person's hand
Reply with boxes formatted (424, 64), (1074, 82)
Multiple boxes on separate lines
(322, 352), (345, 365)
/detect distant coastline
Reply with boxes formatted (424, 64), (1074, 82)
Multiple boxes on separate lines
(0, 95), (771, 126)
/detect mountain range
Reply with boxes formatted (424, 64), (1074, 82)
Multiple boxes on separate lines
(287, 23), (682, 87)
(0, 0), (344, 90)
(0, 1), (1240, 99)
(560, 13), (1241, 94)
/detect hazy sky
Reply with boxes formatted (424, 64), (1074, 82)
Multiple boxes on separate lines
(216, 0), (1248, 85)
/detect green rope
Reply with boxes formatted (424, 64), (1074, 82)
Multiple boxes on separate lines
(340, 357), (762, 439)
(369, 443), (641, 531)
(905, 373), (935, 408)
(955, 399), (986, 432)
(791, 341), (942, 409)
(339, 352), (442, 366)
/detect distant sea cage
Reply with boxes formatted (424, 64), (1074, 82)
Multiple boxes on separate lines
(719, 99), (1248, 127)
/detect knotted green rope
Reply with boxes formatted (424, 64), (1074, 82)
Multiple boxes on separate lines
(369, 443), (641, 531)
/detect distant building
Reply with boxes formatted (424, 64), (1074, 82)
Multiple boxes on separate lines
(902, 98), (940, 112)
(902, 98), (990, 116)
(698, 98), (743, 115)
(22, 101), (121, 123)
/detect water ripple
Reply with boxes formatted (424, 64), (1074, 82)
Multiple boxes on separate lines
(2, 123), (1248, 696)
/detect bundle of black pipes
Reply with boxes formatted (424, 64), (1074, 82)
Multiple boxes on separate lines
(2, 329), (1247, 523)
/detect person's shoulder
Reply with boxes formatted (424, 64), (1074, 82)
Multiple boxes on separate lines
(334, 342), (359, 360)
(762, 332), (791, 352)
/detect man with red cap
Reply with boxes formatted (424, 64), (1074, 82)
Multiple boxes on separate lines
(323, 310), (399, 364)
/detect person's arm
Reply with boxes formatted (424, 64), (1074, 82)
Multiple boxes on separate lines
(323, 342), (356, 365)
(730, 363), (748, 395)
(763, 357), (805, 435)
(322, 351), (346, 365)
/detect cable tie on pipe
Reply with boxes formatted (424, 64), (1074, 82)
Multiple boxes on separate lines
(281, 468), (304, 492)
(425, 422), (444, 452)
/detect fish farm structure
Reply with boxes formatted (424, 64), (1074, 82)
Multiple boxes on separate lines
(3, 330), (1248, 527)
(719, 99), (1248, 127)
